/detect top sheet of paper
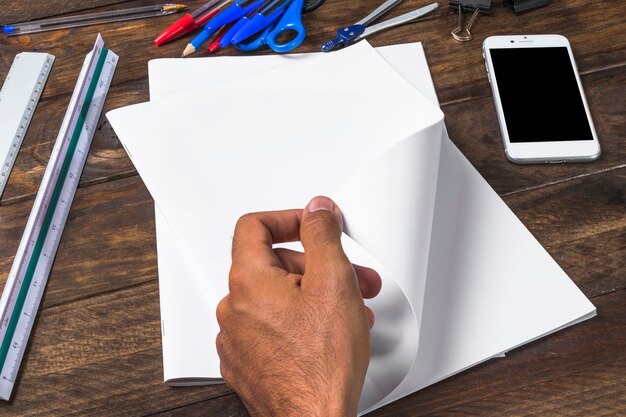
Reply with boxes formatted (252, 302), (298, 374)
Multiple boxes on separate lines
(109, 42), (445, 304)
(108, 42), (447, 410)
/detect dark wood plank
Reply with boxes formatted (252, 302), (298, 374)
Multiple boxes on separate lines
(423, 2), (626, 106)
(502, 165), (626, 298)
(0, 79), (147, 206)
(0, 157), (626, 414)
(0, 156), (619, 416)
(505, 168), (626, 247)
(0, 175), (157, 309)
(140, 289), (626, 417)
(0, 281), (232, 417)
(444, 64), (626, 194)
(148, 394), (246, 417)
(0, 1), (622, 416)
(1, 26), (625, 203)
(0, 0), (624, 103)
(546, 228), (626, 298)
(0, 0), (623, 205)
(0, 0), (132, 24)
(310, 0), (626, 106)
(0, 0), (175, 101)
(0, 161), (622, 316)
(0, 278), (621, 417)
(429, 362), (626, 416)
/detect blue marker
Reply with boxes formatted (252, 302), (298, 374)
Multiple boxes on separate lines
(181, 0), (264, 57)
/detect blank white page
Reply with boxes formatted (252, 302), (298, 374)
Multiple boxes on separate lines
(110, 41), (595, 415)
(108, 41), (445, 411)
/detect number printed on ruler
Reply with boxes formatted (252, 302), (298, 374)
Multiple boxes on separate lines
(0, 34), (117, 401)
(0, 53), (55, 198)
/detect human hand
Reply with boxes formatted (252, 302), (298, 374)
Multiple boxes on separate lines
(216, 196), (382, 417)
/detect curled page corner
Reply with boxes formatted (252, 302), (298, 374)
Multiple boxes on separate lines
(361, 270), (418, 411)
(334, 121), (444, 330)
(337, 235), (419, 412)
(334, 121), (445, 413)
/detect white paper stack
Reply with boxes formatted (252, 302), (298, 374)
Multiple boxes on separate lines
(106, 41), (595, 415)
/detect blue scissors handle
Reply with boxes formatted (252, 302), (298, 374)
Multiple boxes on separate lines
(266, 0), (306, 53)
(234, 24), (272, 51)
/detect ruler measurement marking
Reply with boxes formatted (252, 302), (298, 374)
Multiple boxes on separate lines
(0, 36), (117, 400)
(0, 48), (109, 376)
(0, 54), (54, 198)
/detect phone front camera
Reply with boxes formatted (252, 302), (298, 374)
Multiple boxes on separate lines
(510, 40), (515, 43)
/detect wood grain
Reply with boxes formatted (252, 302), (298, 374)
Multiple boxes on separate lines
(0, 281), (232, 417)
(444, 64), (626, 194)
(431, 363), (626, 417)
(151, 393), (246, 417)
(0, 0), (623, 416)
(0, 176), (157, 309)
(0, 79), (147, 205)
(131, 289), (626, 417)
(503, 167), (626, 297)
(1, 29), (625, 204)
(0, 166), (622, 314)
(0, 0), (131, 24)
(0, 277), (621, 417)
(0, 0), (624, 103)
(0, 162), (621, 416)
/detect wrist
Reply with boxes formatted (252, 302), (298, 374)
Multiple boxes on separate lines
(284, 401), (355, 417)
(325, 399), (357, 417)
(308, 388), (359, 417)
(275, 389), (358, 417)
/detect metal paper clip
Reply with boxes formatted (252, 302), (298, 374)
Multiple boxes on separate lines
(449, 0), (491, 42)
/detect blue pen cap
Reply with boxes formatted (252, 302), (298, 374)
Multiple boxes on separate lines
(3, 25), (15, 35)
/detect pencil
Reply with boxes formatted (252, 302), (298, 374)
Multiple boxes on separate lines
(3, 4), (188, 36)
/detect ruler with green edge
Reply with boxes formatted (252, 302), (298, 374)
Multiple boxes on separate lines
(0, 34), (117, 401)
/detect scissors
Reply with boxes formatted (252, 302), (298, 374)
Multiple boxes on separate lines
(321, 1), (439, 52)
(230, 0), (323, 53)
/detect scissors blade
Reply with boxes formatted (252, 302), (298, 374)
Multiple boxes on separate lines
(355, 0), (403, 26)
(357, 2), (438, 40)
(321, 0), (401, 52)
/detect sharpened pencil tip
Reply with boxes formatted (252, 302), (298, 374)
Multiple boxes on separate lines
(181, 44), (195, 57)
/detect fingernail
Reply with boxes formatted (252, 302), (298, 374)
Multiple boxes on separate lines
(306, 196), (334, 213)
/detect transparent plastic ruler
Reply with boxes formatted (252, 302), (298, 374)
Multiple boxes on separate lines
(0, 52), (55, 199)
(0, 34), (117, 400)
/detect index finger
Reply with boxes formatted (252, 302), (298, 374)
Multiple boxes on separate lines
(231, 208), (303, 270)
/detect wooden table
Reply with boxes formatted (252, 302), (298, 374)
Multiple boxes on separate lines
(0, 1), (624, 415)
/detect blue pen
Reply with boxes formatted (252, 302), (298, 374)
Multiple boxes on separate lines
(230, 0), (291, 45)
(181, 0), (264, 57)
(219, 8), (259, 48)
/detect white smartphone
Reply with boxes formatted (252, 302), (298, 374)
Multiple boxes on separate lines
(482, 35), (601, 164)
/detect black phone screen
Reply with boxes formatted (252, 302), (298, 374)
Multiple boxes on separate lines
(489, 47), (593, 143)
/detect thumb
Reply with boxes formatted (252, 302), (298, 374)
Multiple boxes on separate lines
(300, 196), (354, 291)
